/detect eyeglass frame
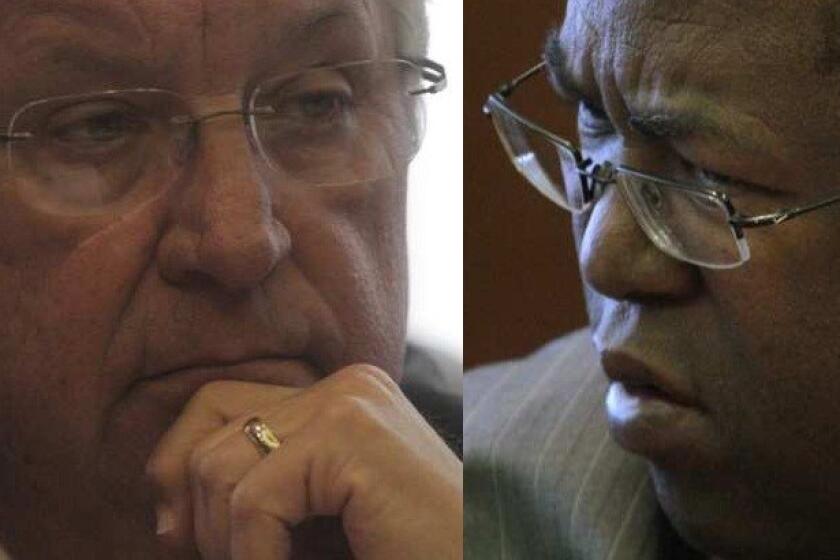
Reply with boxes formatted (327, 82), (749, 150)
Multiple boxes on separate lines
(484, 60), (840, 268)
(0, 56), (447, 164)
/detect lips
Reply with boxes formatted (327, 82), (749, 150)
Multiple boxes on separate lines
(131, 356), (322, 417)
(600, 350), (698, 408)
(600, 350), (713, 466)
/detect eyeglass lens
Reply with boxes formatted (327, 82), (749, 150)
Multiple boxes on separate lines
(4, 60), (423, 216)
(488, 100), (585, 211)
(487, 98), (747, 268)
(617, 173), (745, 267)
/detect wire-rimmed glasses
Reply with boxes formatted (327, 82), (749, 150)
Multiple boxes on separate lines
(484, 60), (840, 269)
(0, 58), (446, 216)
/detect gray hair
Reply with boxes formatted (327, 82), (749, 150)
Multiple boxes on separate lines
(383, 0), (429, 56)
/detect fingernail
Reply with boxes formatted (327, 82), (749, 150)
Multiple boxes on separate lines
(156, 505), (175, 536)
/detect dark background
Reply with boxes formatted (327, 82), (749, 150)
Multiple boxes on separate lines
(464, 0), (588, 369)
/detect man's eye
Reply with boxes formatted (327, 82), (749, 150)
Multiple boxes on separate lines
(577, 99), (613, 136)
(697, 168), (735, 188)
(678, 156), (746, 192)
(258, 86), (357, 139)
(47, 102), (146, 146)
(684, 159), (779, 201)
(580, 99), (608, 120)
(289, 91), (353, 122)
(261, 70), (355, 118)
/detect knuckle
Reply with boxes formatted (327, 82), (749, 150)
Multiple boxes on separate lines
(345, 465), (377, 497)
(189, 444), (228, 488)
(189, 380), (230, 407)
(321, 394), (380, 432)
(334, 364), (399, 397)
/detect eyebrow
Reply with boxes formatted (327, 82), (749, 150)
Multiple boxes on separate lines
(542, 28), (781, 157)
(626, 104), (784, 159)
(628, 112), (716, 141)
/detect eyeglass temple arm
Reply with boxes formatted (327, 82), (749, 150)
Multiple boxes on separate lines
(0, 133), (32, 144)
(481, 60), (547, 118)
(496, 60), (547, 99)
(733, 192), (840, 228)
(410, 58), (447, 96)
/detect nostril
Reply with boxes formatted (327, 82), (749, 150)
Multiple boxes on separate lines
(157, 214), (292, 293)
(196, 223), (291, 291)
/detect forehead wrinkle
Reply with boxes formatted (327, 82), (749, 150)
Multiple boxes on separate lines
(100, 0), (367, 95)
(556, 3), (789, 161)
(194, 0), (374, 44)
(357, 0), (387, 57)
(191, 0), (379, 91)
(274, 0), (378, 54)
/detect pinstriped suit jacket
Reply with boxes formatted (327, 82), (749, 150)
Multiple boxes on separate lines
(465, 329), (703, 560)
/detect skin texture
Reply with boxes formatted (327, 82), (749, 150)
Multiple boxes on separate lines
(0, 1), (462, 558)
(554, 0), (840, 558)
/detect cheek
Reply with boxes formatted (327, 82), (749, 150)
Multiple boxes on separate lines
(290, 179), (408, 376)
(702, 220), (840, 476)
(0, 201), (164, 463)
(709, 220), (840, 377)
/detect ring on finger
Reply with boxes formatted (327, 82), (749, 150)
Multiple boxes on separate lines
(242, 417), (282, 456)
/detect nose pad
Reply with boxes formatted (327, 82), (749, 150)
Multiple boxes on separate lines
(576, 175), (700, 302)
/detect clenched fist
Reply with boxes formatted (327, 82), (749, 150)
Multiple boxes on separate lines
(145, 365), (463, 560)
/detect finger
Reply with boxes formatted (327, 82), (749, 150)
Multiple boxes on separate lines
(230, 508), (291, 560)
(229, 436), (313, 560)
(146, 381), (300, 547)
(191, 414), (302, 560)
(190, 428), (261, 560)
(225, 367), (462, 560)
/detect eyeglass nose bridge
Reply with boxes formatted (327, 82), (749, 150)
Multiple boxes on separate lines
(167, 103), (276, 167)
(169, 106), (274, 127)
(578, 159), (617, 206)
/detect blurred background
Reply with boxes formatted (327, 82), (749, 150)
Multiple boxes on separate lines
(407, 0), (464, 364)
(464, 0), (587, 369)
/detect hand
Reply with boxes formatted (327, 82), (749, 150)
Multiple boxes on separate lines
(145, 365), (463, 560)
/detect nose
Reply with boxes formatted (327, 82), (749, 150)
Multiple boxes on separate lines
(577, 173), (701, 302)
(156, 116), (290, 293)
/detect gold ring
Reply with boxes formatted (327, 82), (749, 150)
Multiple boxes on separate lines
(243, 417), (282, 455)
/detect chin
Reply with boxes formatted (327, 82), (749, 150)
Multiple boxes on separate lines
(650, 466), (840, 560)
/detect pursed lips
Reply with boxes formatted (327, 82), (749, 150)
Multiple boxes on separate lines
(132, 355), (323, 410)
(140, 332), (321, 385)
(598, 347), (723, 468)
(143, 355), (314, 382)
(600, 350), (702, 409)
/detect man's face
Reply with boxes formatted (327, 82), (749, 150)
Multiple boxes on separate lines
(557, 0), (840, 557)
(0, 0), (407, 548)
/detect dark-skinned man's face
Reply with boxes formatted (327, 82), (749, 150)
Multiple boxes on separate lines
(555, 0), (840, 557)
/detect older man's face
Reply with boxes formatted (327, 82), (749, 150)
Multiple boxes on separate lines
(0, 0), (407, 549)
(557, 0), (840, 557)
